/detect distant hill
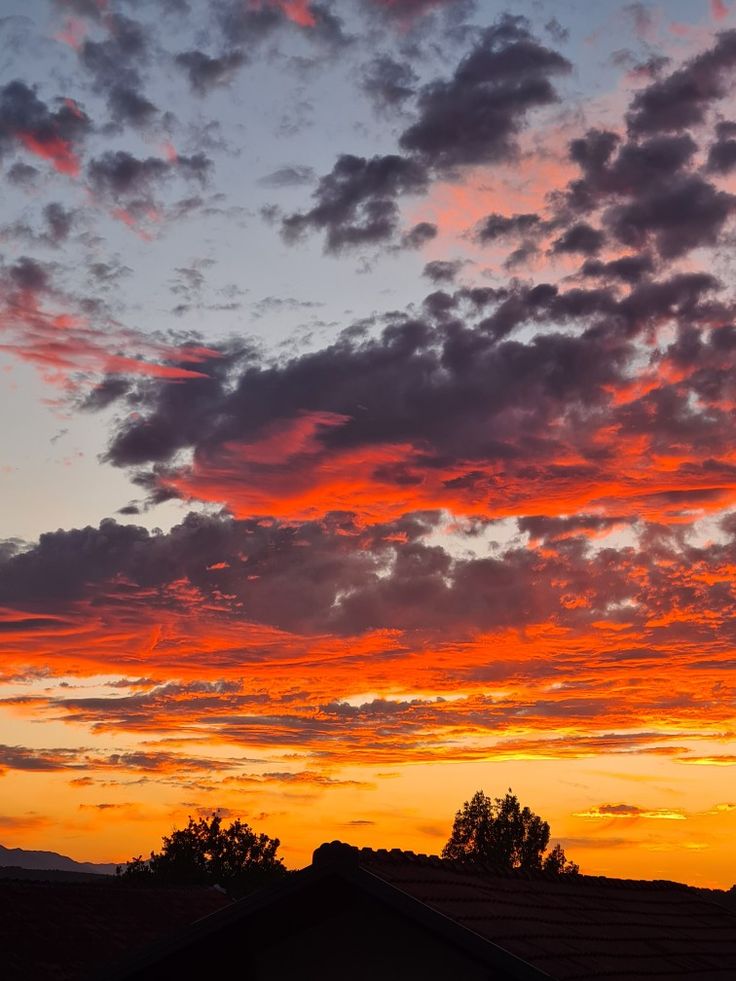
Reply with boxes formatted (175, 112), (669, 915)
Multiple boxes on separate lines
(0, 843), (117, 876)
(0, 865), (113, 883)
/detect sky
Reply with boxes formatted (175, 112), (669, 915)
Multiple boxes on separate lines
(1, 0), (736, 888)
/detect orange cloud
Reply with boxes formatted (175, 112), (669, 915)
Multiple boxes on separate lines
(0, 279), (218, 391)
(161, 417), (736, 527)
(54, 17), (87, 51)
(17, 132), (80, 177)
(249, 0), (316, 28)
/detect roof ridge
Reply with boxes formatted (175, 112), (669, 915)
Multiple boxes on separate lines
(310, 841), (732, 895)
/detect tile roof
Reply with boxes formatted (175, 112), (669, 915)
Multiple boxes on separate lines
(314, 842), (736, 980)
(0, 877), (232, 981)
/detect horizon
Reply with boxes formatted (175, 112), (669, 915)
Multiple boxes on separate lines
(1, 0), (736, 891)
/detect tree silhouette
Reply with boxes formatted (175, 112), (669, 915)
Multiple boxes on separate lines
(442, 789), (578, 875)
(117, 813), (286, 895)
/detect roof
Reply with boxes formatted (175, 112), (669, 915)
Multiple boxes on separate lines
(0, 877), (232, 981)
(316, 841), (736, 980)
(100, 841), (736, 981)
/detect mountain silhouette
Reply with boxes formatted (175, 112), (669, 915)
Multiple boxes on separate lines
(0, 843), (116, 876)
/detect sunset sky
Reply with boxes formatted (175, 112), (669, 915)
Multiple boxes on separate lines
(1, 0), (736, 888)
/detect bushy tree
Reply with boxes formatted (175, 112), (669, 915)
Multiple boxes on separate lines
(442, 789), (578, 876)
(117, 813), (286, 895)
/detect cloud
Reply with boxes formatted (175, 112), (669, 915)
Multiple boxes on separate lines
(6, 161), (39, 187)
(580, 254), (654, 284)
(551, 222), (604, 256)
(473, 212), (543, 243)
(401, 221), (437, 248)
(76, 13), (157, 129)
(627, 29), (736, 135)
(217, 0), (349, 49)
(678, 755), (736, 766)
(87, 150), (211, 199)
(399, 15), (570, 169)
(281, 154), (429, 252)
(553, 128), (736, 260)
(367, 0), (473, 26)
(42, 202), (75, 243)
(258, 165), (315, 188)
(360, 55), (418, 112)
(605, 175), (735, 259)
(3, 498), (736, 648)
(0, 744), (87, 772)
(575, 803), (687, 820)
(283, 16), (568, 251)
(0, 743), (254, 777)
(85, 148), (213, 236)
(0, 80), (90, 175)
(706, 119), (736, 173)
(0, 255), (220, 388)
(76, 260), (736, 532)
(174, 49), (247, 94)
(422, 259), (465, 283)
(52, 0), (108, 23)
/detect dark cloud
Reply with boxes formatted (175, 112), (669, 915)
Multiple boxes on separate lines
(544, 17), (569, 43)
(80, 377), (132, 412)
(174, 49), (247, 94)
(3, 501), (736, 644)
(281, 154), (429, 252)
(360, 55), (418, 112)
(98, 300), (627, 472)
(78, 14), (156, 129)
(605, 175), (735, 259)
(557, 129), (734, 259)
(52, 0), (107, 21)
(306, 3), (353, 49)
(6, 161), (39, 187)
(422, 259), (464, 283)
(0, 744), (86, 772)
(367, 0), (475, 25)
(551, 222), (604, 256)
(216, 0), (283, 45)
(0, 510), (600, 635)
(88, 265), (729, 491)
(88, 260), (133, 287)
(564, 131), (698, 211)
(282, 16), (568, 252)
(580, 254), (654, 284)
(8, 256), (51, 292)
(0, 202), (76, 249)
(518, 514), (632, 543)
(87, 151), (169, 197)
(401, 221), (437, 249)
(258, 165), (315, 188)
(473, 212), (542, 243)
(399, 14), (570, 169)
(627, 29), (736, 135)
(707, 120), (736, 173)
(106, 86), (157, 128)
(0, 743), (248, 776)
(217, 1), (350, 50)
(0, 80), (90, 171)
(369, 0), (443, 12)
(87, 150), (212, 205)
(42, 202), (74, 244)
(0, 617), (74, 633)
